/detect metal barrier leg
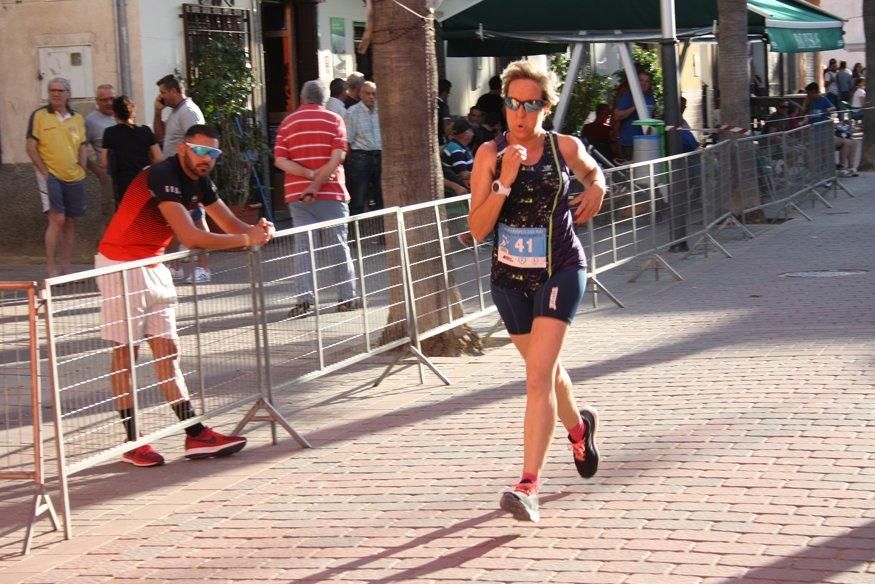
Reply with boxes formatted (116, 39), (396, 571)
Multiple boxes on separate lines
(232, 398), (312, 449)
(22, 486), (60, 555)
(372, 344), (451, 388)
(628, 253), (684, 283)
(785, 201), (813, 221)
(688, 232), (733, 259)
(715, 215), (755, 239)
(830, 179), (856, 198)
(800, 187), (834, 209)
(589, 276), (625, 308)
(481, 317), (506, 343)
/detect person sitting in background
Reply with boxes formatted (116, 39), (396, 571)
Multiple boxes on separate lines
(800, 82), (835, 124)
(441, 118), (478, 247)
(764, 101), (793, 134)
(581, 103), (614, 163)
(467, 106), (494, 153)
(802, 84), (858, 177)
(101, 95), (163, 207)
(441, 118), (475, 186)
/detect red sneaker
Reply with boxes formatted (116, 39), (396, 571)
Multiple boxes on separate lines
(184, 427), (247, 459)
(122, 444), (165, 467)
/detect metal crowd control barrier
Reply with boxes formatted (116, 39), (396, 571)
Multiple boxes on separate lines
(735, 120), (841, 222)
(582, 140), (735, 304)
(255, 206), (432, 392)
(8, 120), (855, 550)
(0, 282), (59, 554)
(41, 247), (290, 538)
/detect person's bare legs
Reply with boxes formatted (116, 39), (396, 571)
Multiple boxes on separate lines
(508, 316), (577, 479)
(44, 211), (65, 277)
(110, 343), (139, 410)
(146, 336), (189, 404)
(60, 217), (75, 275)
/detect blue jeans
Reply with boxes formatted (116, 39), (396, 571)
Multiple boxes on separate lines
(345, 150), (382, 215)
(288, 199), (357, 304)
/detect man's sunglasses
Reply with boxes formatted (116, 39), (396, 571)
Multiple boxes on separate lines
(186, 143), (222, 160)
(504, 96), (548, 112)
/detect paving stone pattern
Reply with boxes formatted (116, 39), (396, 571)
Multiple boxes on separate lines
(0, 177), (873, 583)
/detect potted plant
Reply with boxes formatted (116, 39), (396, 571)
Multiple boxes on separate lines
(189, 35), (268, 221)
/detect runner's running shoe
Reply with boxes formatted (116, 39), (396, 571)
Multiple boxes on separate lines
(499, 480), (540, 523)
(569, 406), (599, 478)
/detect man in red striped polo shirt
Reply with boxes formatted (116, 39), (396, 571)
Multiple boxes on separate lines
(274, 79), (359, 318)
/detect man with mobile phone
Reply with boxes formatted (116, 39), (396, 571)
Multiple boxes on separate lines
(153, 74), (212, 283)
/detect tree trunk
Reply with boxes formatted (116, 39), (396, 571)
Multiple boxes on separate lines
(717, 0), (758, 218)
(862, 1), (875, 171)
(371, 0), (480, 356)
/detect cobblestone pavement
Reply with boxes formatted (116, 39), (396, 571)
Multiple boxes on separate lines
(0, 176), (873, 583)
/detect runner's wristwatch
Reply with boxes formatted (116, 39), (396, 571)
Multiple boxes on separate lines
(491, 179), (511, 196)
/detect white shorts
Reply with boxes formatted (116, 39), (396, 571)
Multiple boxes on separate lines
(95, 253), (178, 345)
(36, 171), (49, 213)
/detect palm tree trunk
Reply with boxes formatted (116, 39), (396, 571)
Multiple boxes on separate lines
(371, 0), (478, 356)
(862, 1), (875, 171)
(717, 0), (758, 217)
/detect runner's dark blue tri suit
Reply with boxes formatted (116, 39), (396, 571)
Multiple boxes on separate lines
(490, 131), (587, 335)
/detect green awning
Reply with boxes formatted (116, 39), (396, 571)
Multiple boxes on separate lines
(748, 0), (844, 53)
(439, 0), (845, 57)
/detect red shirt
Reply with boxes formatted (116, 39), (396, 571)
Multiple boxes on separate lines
(98, 156), (217, 261)
(274, 104), (349, 203)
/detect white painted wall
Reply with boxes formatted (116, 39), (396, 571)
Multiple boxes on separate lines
(135, 0), (256, 127)
(820, 0), (864, 68)
(317, 0), (367, 81)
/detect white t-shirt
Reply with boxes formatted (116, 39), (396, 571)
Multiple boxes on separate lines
(162, 97), (205, 157)
(851, 88), (866, 109)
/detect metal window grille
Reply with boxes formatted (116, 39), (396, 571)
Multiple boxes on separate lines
(182, 3), (251, 83)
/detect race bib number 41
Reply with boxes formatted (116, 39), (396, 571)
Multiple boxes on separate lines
(497, 223), (547, 268)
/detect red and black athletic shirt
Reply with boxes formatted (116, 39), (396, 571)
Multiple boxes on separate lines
(98, 155), (218, 261)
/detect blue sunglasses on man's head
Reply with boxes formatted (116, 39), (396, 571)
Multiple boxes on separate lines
(186, 143), (223, 160)
(503, 96), (548, 112)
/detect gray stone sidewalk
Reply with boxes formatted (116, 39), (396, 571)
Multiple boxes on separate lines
(0, 175), (873, 583)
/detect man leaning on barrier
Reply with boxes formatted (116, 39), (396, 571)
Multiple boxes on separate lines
(96, 124), (275, 467)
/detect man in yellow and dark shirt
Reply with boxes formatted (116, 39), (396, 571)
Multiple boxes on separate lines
(25, 77), (88, 277)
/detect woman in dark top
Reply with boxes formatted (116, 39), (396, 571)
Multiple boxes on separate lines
(100, 95), (163, 206)
(469, 60), (606, 523)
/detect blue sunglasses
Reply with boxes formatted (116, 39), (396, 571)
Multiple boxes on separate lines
(186, 143), (223, 160)
(504, 96), (548, 113)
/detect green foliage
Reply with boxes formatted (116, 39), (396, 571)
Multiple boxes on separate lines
(189, 35), (267, 207)
(551, 53), (615, 133)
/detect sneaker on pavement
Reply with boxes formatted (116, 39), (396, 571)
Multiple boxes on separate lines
(499, 481), (540, 523)
(336, 298), (362, 312)
(169, 267), (186, 282)
(288, 301), (312, 318)
(569, 406), (600, 479)
(185, 267), (211, 284)
(122, 444), (165, 467)
(184, 427), (247, 459)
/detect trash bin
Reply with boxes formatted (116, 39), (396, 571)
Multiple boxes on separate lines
(631, 119), (668, 204)
(632, 118), (666, 160)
